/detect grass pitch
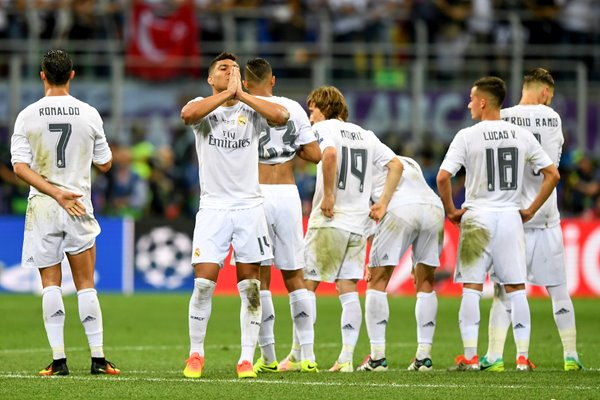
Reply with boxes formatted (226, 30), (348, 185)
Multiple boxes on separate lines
(0, 293), (598, 399)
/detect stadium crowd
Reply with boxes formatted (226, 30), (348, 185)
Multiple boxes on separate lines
(1, 0), (599, 219)
(1, 0), (600, 79)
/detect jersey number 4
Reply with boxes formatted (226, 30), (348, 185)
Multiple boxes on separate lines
(49, 123), (72, 168)
(485, 146), (518, 191)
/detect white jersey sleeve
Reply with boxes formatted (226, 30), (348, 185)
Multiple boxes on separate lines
(10, 95), (112, 206)
(91, 108), (112, 165)
(439, 129), (467, 176)
(256, 95), (316, 164)
(501, 104), (563, 228)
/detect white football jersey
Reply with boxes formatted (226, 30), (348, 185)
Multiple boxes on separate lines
(256, 95), (316, 164)
(10, 95), (111, 204)
(440, 120), (553, 211)
(501, 104), (563, 228)
(372, 156), (442, 209)
(189, 97), (265, 209)
(309, 119), (395, 234)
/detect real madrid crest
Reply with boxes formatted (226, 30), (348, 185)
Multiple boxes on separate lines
(237, 115), (247, 126)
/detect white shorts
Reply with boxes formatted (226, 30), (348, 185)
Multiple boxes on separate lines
(22, 195), (99, 269)
(370, 203), (444, 268)
(260, 185), (305, 270)
(455, 209), (526, 285)
(192, 205), (272, 266)
(303, 227), (366, 283)
(491, 225), (566, 287)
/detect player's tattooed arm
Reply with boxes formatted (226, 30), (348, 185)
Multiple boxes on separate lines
(297, 141), (321, 164)
(94, 159), (112, 173)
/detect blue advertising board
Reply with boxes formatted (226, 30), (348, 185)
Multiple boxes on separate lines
(0, 217), (133, 294)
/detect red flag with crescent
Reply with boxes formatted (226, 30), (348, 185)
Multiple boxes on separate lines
(126, 0), (200, 80)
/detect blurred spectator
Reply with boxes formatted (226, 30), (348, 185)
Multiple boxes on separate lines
(67, 0), (111, 76)
(556, 0), (598, 79)
(326, 0), (369, 79)
(523, 0), (562, 45)
(259, 0), (314, 78)
(293, 155), (316, 216)
(418, 144), (439, 191)
(0, 143), (28, 214)
(194, 0), (231, 60)
(563, 153), (600, 214)
(105, 145), (149, 218)
(148, 146), (182, 218)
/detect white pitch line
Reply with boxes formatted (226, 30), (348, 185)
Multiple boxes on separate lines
(0, 373), (597, 390)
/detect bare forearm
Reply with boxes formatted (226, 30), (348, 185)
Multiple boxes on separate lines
(526, 166), (560, 215)
(237, 92), (289, 126)
(13, 163), (61, 199)
(378, 158), (402, 207)
(322, 148), (337, 196)
(297, 142), (321, 164)
(181, 91), (232, 125)
(94, 159), (112, 173)
(436, 171), (456, 214)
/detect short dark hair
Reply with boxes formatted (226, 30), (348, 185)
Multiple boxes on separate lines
(208, 52), (237, 75)
(523, 67), (555, 89)
(244, 58), (272, 84)
(307, 86), (349, 121)
(41, 49), (73, 86)
(473, 76), (506, 108)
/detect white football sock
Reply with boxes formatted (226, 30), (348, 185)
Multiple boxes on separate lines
(42, 286), (66, 360)
(339, 292), (361, 363)
(507, 289), (530, 360)
(77, 288), (104, 358)
(547, 284), (579, 360)
(365, 289), (388, 360)
(459, 288), (481, 360)
(415, 291), (437, 359)
(258, 290), (276, 363)
(486, 284), (511, 362)
(289, 289), (314, 362)
(238, 279), (261, 364)
(189, 278), (215, 356)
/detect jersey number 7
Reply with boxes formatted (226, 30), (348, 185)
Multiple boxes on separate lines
(49, 123), (72, 168)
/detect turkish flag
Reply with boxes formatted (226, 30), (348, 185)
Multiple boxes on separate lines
(126, 0), (200, 80)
